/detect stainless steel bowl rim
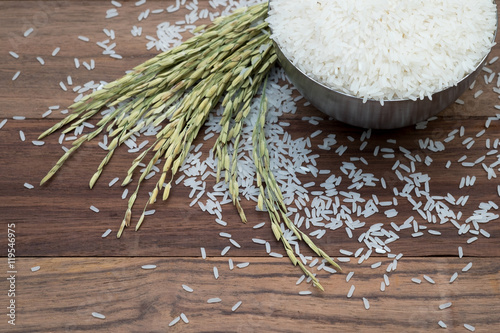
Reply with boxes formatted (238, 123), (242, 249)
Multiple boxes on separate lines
(266, 2), (498, 128)
(267, 1), (498, 103)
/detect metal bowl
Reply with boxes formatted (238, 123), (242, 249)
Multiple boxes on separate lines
(269, 5), (497, 129)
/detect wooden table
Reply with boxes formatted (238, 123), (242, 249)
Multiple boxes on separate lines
(1, 1), (499, 332)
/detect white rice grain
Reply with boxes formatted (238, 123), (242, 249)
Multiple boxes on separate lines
(464, 324), (476, 332)
(215, 219), (227, 226)
(59, 81), (67, 91)
(439, 302), (452, 310)
(108, 177), (119, 187)
(168, 316), (180, 326)
(213, 266), (219, 279)
(200, 247), (206, 259)
(253, 222), (265, 229)
(42, 110), (52, 118)
(467, 237), (478, 244)
(106, 8), (119, 18)
(310, 130), (322, 138)
(141, 264), (157, 270)
(229, 239), (241, 248)
(449, 272), (459, 283)
(180, 313), (189, 323)
(101, 229), (112, 238)
(423, 275), (435, 284)
(182, 284), (193, 292)
(362, 297), (370, 310)
(92, 312), (106, 319)
(462, 262), (473, 272)
(347, 285), (355, 298)
(207, 297), (222, 303)
(12, 71), (21, 81)
(384, 274), (390, 286)
(24, 27), (34, 37)
(232, 301), (242, 312)
(236, 262), (250, 269)
(221, 246), (230, 256)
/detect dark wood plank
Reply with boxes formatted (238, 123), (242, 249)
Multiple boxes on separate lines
(11, 257), (500, 333)
(0, 0), (217, 119)
(0, 118), (499, 257)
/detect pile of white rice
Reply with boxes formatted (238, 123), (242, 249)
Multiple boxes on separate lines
(267, 0), (497, 102)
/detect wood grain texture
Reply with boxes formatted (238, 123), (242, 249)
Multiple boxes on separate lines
(1, 119), (500, 258)
(1, 0), (500, 332)
(12, 257), (500, 333)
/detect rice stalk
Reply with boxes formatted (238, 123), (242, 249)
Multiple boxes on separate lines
(252, 79), (341, 291)
(39, 2), (338, 290)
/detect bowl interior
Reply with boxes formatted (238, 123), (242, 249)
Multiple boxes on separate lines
(268, 1), (498, 129)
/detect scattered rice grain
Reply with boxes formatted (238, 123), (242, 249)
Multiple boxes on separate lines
(462, 262), (473, 272)
(362, 297), (370, 310)
(232, 301), (242, 312)
(182, 284), (193, 292)
(347, 285), (355, 298)
(464, 324), (476, 332)
(12, 71), (21, 81)
(168, 316), (180, 327)
(100, 228), (112, 238)
(92, 312), (106, 319)
(439, 302), (452, 310)
(213, 266), (219, 279)
(207, 297), (222, 303)
(438, 320), (447, 328)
